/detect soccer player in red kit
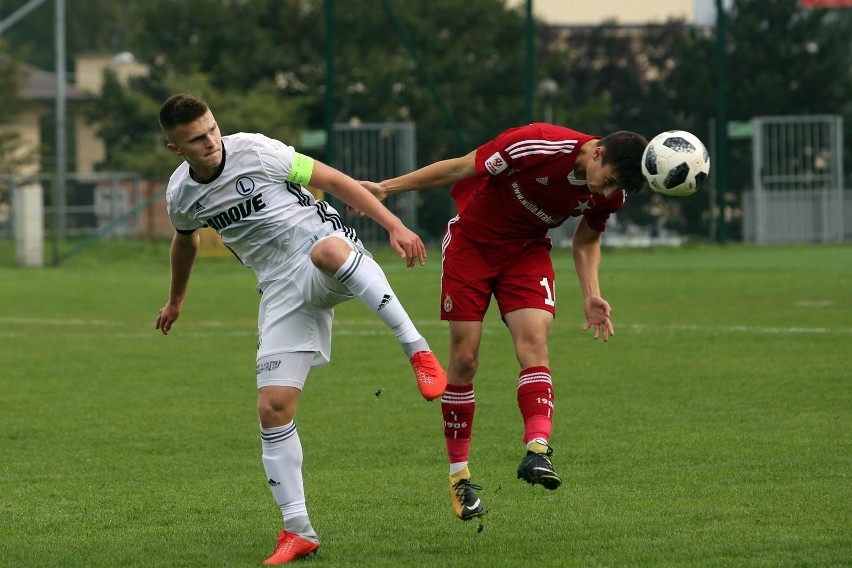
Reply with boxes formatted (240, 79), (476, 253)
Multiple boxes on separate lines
(360, 123), (648, 520)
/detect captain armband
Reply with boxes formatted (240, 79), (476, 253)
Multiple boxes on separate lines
(287, 152), (315, 186)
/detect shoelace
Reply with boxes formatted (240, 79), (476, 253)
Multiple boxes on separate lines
(529, 445), (554, 458)
(453, 479), (483, 502)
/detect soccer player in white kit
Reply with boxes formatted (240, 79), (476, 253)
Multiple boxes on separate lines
(154, 93), (447, 564)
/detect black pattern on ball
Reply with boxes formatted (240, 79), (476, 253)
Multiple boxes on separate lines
(662, 136), (696, 154)
(694, 171), (708, 188)
(664, 162), (690, 189)
(644, 144), (658, 175)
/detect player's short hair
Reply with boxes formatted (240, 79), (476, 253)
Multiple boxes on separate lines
(598, 130), (649, 194)
(158, 93), (210, 137)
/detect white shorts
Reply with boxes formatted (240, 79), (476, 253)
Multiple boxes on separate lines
(255, 233), (370, 388)
(256, 352), (315, 390)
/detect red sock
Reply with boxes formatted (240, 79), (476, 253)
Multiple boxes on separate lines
(441, 384), (475, 464)
(517, 366), (554, 444)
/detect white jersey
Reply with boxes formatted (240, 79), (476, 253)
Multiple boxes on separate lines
(165, 132), (358, 288)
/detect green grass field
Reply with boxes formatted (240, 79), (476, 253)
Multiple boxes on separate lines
(1, 241), (850, 567)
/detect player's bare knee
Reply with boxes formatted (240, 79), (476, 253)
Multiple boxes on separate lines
(515, 340), (549, 366)
(258, 403), (292, 428)
(450, 352), (479, 381)
(257, 390), (297, 427)
(310, 237), (351, 274)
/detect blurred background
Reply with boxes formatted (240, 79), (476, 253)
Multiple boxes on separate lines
(0, 0), (850, 265)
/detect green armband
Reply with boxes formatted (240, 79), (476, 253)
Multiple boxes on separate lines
(287, 152), (315, 186)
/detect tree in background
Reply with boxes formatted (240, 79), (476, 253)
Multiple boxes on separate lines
(0, 42), (35, 236)
(667, 0), (852, 238)
(3, 0), (850, 240)
(0, 0), (131, 71)
(537, 20), (692, 232)
(326, 0), (531, 237)
(85, 67), (311, 178)
(0, 46), (34, 174)
(94, 0), (532, 239)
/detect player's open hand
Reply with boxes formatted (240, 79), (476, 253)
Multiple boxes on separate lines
(582, 295), (614, 342)
(155, 303), (181, 336)
(388, 225), (426, 268)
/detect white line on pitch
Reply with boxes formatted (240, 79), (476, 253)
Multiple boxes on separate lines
(626, 323), (852, 334)
(2, 316), (850, 336)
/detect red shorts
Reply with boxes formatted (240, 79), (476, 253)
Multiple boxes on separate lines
(440, 224), (556, 321)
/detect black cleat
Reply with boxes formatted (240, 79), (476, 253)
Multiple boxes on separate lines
(517, 443), (562, 490)
(449, 469), (485, 521)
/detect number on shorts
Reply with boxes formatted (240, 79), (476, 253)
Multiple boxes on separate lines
(539, 277), (555, 307)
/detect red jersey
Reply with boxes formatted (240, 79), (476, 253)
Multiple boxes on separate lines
(449, 123), (626, 242)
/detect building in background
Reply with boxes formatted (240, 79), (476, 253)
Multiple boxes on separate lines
(507, 0), (730, 27)
(0, 52), (145, 175)
(0, 58), (87, 176)
(73, 52), (147, 173)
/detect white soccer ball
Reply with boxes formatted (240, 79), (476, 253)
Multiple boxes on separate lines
(641, 130), (710, 197)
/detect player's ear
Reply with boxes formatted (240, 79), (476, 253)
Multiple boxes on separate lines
(167, 142), (182, 157)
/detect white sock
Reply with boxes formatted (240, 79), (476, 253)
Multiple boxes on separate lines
(284, 514), (318, 542)
(261, 421), (316, 535)
(335, 250), (429, 356)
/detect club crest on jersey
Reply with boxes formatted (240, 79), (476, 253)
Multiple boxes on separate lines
(235, 176), (255, 196)
(484, 152), (508, 175)
(443, 293), (453, 313)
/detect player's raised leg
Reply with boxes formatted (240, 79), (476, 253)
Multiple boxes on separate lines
(311, 235), (447, 400)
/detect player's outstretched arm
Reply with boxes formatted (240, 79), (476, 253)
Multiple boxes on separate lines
(572, 218), (614, 342)
(350, 151), (477, 217)
(379, 150), (477, 195)
(156, 231), (200, 335)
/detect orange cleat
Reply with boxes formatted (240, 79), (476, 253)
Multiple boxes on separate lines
(263, 530), (320, 565)
(409, 351), (448, 401)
